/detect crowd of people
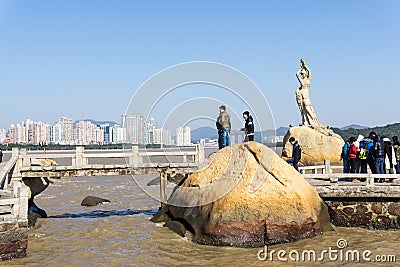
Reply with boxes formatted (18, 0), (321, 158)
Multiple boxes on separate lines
(341, 131), (400, 183)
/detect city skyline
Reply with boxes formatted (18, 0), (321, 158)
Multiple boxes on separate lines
(1, 1), (399, 131)
(1, 115), (192, 146)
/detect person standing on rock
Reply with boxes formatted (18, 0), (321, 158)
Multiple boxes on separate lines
(216, 105), (231, 149)
(238, 111), (254, 142)
(286, 137), (301, 171)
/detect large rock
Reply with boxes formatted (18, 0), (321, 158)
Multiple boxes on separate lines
(282, 126), (344, 165)
(152, 142), (330, 247)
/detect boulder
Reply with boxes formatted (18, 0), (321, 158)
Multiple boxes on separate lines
(152, 142), (330, 247)
(282, 126), (344, 165)
(81, 196), (110, 206)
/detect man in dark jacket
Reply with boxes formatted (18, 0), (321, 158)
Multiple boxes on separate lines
(286, 137), (301, 171)
(374, 136), (386, 182)
(239, 111), (254, 142)
(0, 148), (2, 163)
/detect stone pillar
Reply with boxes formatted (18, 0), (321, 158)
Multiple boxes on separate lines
(11, 147), (19, 158)
(75, 146), (85, 169)
(130, 146), (140, 168)
(197, 141), (205, 164)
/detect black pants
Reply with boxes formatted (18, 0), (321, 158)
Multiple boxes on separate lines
(350, 158), (357, 173)
(367, 158), (376, 174)
(244, 135), (254, 142)
(359, 160), (368, 174)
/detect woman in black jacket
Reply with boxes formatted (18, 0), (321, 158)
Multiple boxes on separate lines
(240, 111), (254, 142)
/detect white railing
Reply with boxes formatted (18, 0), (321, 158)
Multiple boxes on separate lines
(0, 180), (29, 223)
(17, 145), (205, 171)
(300, 160), (400, 186)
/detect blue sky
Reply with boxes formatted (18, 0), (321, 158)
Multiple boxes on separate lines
(0, 1), (399, 130)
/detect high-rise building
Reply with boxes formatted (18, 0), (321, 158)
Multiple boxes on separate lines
(33, 122), (47, 145)
(23, 119), (33, 144)
(111, 125), (124, 143)
(153, 128), (163, 144)
(121, 114), (146, 144)
(46, 124), (52, 144)
(163, 129), (172, 146)
(183, 126), (191, 145)
(16, 124), (25, 144)
(74, 121), (96, 145)
(52, 123), (62, 144)
(152, 128), (173, 145)
(7, 124), (16, 143)
(0, 128), (6, 144)
(94, 127), (104, 144)
(59, 117), (73, 144)
(176, 126), (191, 146)
(176, 127), (184, 146)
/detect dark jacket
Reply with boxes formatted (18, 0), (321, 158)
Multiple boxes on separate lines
(384, 142), (395, 167)
(292, 142), (301, 163)
(241, 116), (254, 136)
(374, 140), (385, 159)
(393, 141), (400, 162)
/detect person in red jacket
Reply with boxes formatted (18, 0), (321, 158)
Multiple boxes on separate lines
(348, 137), (358, 174)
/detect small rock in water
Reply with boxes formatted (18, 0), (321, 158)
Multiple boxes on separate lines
(81, 196), (111, 206)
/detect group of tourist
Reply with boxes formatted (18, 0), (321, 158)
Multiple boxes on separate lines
(341, 131), (400, 183)
(215, 105), (254, 149)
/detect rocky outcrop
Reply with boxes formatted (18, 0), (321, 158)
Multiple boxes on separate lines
(282, 126), (344, 165)
(0, 222), (28, 261)
(81, 196), (110, 206)
(152, 142), (330, 247)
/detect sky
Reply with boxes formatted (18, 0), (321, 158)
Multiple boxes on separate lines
(0, 1), (399, 131)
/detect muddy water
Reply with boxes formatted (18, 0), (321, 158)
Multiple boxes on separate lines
(2, 174), (399, 267)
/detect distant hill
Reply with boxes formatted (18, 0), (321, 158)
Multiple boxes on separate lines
(339, 124), (369, 130)
(261, 127), (289, 137)
(333, 123), (400, 139)
(74, 119), (119, 126)
(191, 126), (218, 141)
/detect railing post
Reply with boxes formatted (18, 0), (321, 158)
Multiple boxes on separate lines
(197, 140), (205, 164)
(20, 148), (30, 168)
(12, 147), (19, 157)
(131, 146), (139, 168)
(18, 184), (29, 222)
(182, 153), (187, 163)
(11, 147), (21, 175)
(75, 146), (85, 169)
(160, 171), (168, 207)
(367, 173), (374, 186)
(324, 160), (331, 174)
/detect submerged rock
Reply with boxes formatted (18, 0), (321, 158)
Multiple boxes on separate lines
(153, 142), (330, 247)
(81, 196), (111, 206)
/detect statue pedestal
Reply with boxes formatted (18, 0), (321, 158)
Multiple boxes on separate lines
(282, 126), (344, 166)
